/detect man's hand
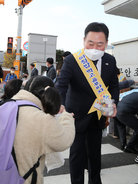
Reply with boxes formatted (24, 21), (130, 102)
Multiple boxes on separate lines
(58, 105), (74, 117)
(109, 103), (117, 118)
(58, 105), (65, 113)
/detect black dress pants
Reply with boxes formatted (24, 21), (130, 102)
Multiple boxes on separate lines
(114, 117), (126, 146)
(69, 115), (102, 184)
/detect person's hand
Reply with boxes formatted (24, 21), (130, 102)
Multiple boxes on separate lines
(58, 105), (65, 113)
(70, 112), (74, 117)
(109, 103), (117, 118)
(58, 105), (74, 117)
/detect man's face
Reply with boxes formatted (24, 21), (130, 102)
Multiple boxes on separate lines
(84, 31), (108, 51)
(46, 62), (50, 67)
(10, 69), (15, 74)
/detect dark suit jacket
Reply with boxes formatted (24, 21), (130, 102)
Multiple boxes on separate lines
(56, 53), (119, 130)
(31, 68), (38, 77)
(47, 65), (56, 81)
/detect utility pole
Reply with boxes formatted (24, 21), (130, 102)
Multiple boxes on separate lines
(14, 0), (32, 78)
(14, 5), (23, 78)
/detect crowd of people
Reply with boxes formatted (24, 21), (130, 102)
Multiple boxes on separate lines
(0, 22), (138, 184)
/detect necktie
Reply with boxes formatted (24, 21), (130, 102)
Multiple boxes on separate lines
(93, 60), (98, 68)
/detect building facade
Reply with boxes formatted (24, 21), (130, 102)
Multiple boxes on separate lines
(112, 38), (138, 81)
(27, 33), (57, 76)
(102, 0), (138, 19)
(102, 0), (138, 83)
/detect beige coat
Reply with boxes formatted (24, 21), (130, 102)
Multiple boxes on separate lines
(13, 90), (75, 184)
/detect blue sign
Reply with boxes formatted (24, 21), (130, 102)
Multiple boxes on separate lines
(23, 41), (28, 51)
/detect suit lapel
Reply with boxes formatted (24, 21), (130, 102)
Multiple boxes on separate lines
(101, 56), (110, 85)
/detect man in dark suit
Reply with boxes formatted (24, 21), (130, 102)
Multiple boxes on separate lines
(56, 22), (119, 184)
(30, 63), (38, 77)
(46, 58), (56, 82)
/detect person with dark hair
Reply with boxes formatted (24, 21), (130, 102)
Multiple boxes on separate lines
(84, 22), (109, 41)
(5, 67), (17, 82)
(10, 75), (75, 184)
(22, 72), (29, 87)
(0, 79), (22, 102)
(46, 57), (56, 82)
(30, 63), (38, 77)
(56, 22), (119, 184)
(62, 51), (71, 60)
(41, 86), (61, 115)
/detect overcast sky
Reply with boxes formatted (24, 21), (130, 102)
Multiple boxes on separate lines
(0, 0), (138, 53)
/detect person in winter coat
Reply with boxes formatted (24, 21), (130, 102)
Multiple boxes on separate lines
(12, 76), (75, 184)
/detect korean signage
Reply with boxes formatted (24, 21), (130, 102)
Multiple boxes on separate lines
(119, 65), (138, 82)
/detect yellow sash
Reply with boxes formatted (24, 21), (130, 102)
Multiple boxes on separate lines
(73, 49), (111, 119)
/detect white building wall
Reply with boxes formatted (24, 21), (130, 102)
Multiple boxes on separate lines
(27, 33), (57, 76)
(102, 0), (128, 12)
(113, 38), (138, 66)
(112, 38), (138, 81)
(102, 0), (138, 19)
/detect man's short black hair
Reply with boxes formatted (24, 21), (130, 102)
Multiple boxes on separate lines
(46, 58), (54, 65)
(62, 51), (71, 58)
(30, 63), (35, 67)
(84, 22), (109, 41)
(10, 66), (15, 70)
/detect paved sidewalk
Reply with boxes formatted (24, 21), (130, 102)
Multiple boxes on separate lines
(44, 165), (138, 184)
(44, 136), (138, 184)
